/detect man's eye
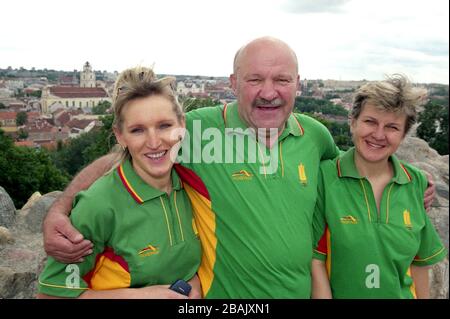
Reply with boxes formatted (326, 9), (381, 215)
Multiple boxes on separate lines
(248, 79), (261, 83)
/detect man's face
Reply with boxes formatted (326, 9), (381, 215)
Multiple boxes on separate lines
(230, 43), (299, 134)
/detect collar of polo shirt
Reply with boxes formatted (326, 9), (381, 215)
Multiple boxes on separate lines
(337, 147), (412, 185)
(118, 158), (183, 203)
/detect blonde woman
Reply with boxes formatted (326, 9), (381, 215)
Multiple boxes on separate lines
(38, 67), (201, 298)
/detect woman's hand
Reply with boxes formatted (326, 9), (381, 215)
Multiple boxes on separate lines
(188, 274), (203, 299)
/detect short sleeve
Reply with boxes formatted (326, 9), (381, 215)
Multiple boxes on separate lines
(38, 190), (113, 297)
(412, 169), (447, 266)
(412, 215), (447, 266)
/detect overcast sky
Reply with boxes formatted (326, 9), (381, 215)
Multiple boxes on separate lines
(1, 0), (448, 84)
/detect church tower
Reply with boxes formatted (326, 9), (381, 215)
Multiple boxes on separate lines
(80, 61), (96, 88)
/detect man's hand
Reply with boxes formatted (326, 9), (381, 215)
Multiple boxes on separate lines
(43, 211), (93, 263)
(424, 171), (436, 212)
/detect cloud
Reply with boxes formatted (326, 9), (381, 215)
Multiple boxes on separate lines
(379, 40), (449, 58)
(280, 0), (351, 14)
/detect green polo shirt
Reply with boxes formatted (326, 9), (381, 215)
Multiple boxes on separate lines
(39, 159), (201, 297)
(313, 147), (447, 299)
(179, 102), (339, 298)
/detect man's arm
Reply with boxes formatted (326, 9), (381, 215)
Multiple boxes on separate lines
(43, 153), (118, 263)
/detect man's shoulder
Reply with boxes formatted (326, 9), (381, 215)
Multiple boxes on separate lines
(186, 104), (225, 124)
(293, 112), (328, 131)
(292, 112), (335, 145)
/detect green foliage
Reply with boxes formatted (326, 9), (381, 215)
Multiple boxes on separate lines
(83, 115), (116, 164)
(92, 101), (112, 115)
(0, 102), (5, 109)
(51, 115), (116, 177)
(294, 97), (348, 116)
(27, 90), (42, 98)
(0, 130), (69, 208)
(182, 97), (220, 112)
(16, 111), (27, 126)
(417, 101), (449, 155)
(17, 128), (28, 139)
(14, 89), (24, 98)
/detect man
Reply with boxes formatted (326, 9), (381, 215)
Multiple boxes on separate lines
(43, 37), (434, 298)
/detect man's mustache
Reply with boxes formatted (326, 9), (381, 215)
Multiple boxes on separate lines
(253, 98), (284, 107)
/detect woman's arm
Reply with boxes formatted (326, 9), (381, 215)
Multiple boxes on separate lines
(187, 274), (203, 299)
(410, 265), (430, 299)
(311, 259), (332, 299)
(37, 285), (189, 299)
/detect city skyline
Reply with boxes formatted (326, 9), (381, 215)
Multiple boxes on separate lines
(1, 0), (448, 84)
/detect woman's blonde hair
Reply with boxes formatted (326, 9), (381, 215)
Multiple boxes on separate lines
(351, 74), (427, 134)
(107, 66), (184, 173)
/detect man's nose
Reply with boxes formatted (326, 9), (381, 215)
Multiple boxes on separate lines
(259, 80), (278, 101)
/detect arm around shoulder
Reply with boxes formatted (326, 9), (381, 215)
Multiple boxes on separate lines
(43, 153), (118, 263)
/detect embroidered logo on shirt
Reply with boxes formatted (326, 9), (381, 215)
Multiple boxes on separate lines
(231, 170), (253, 181)
(138, 244), (159, 257)
(403, 210), (412, 229)
(298, 164), (307, 185)
(340, 215), (358, 224)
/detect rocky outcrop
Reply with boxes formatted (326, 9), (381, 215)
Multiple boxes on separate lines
(396, 136), (449, 299)
(0, 186), (16, 228)
(0, 191), (61, 299)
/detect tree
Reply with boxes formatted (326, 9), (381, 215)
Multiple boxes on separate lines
(182, 97), (220, 112)
(27, 90), (42, 98)
(0, 130), (69, 208)
(297, 112), (352, 150)
(51, 115), (116, 177)
(18, 128), (29, 139)
(417, 101), (449, 155)
(0, 102), (5, 109)
(92, 101), (112, 115)
(294, 97), (348, 116)
(16, 111), (28, 126)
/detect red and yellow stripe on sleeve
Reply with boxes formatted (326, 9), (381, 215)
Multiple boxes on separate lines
(174, 164), (217, 297)
(83, 247), (131, 290)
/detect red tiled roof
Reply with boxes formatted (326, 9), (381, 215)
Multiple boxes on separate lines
(25, 119), (55, 132)
(15, 140), (35, 147)
(65, 118), (95, 129)
(0, 112), (17, 120)
(49, 86), (108, 98)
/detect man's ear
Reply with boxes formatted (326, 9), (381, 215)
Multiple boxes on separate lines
(230, 74), (237, 94)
